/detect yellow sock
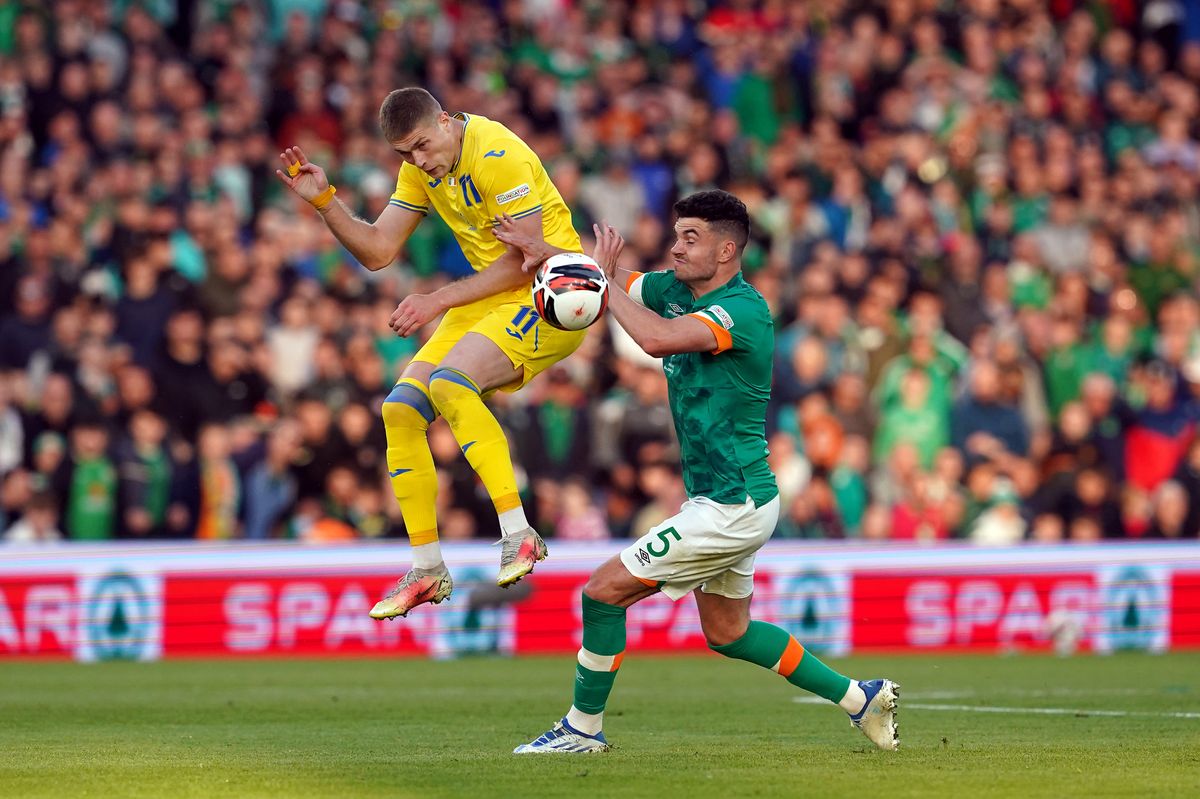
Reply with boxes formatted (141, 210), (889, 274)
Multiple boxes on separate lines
(428, 367), (528, 534)
(381, 378), (441, 559)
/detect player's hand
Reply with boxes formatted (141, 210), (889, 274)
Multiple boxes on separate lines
(591, 221), (625, 280)
(275, 145), (328, 203)
(390, 294), (445, 338)
(492, 213), (548, 272)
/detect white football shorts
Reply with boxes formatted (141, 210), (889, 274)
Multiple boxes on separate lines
(620, 494), (781, 600)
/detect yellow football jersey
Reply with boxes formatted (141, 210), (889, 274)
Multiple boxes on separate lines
(390, 113), (581, 280)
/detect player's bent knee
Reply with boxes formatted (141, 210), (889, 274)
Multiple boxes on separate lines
(700, 614), (749, 648)
(581, 581), (614, 605)
(582, 576), (626, 607)
(382, 381), (436, 429)
(702, 625), (745, 649)
(427, 367), (481, 415)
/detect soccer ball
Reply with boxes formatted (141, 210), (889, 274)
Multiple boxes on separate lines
(532, 253), (609, 331)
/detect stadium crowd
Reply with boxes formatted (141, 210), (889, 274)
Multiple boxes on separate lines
(2, 0), (1200, 545)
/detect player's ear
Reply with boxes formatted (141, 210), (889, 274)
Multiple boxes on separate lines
(718, 239), (736, 264)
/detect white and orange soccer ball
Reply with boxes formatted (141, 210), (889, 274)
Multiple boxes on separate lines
(532, 253), (609, 331)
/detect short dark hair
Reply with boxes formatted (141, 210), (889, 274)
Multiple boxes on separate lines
(379, 88), (442, 142)
(673, 190), (750, 252)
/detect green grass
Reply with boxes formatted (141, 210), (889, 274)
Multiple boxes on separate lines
(2, 653), (1199, 798)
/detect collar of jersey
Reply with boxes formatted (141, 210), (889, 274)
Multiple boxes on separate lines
(689, 270), (746, 306)
(447, 112), (471, 176)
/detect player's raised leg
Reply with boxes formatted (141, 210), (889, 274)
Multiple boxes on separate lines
(695, 589), (900, 751)
(514, 557), (657, 753)
(371, 361), (454, 619)
(429, 332), (547, 587)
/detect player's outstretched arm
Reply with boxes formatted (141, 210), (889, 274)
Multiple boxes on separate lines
(592, 223), (717, 358)
(388, 211), (545, 337)
(276, 145), (422, 271)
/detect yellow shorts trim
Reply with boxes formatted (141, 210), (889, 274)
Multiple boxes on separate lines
(412, 294), (586, 392)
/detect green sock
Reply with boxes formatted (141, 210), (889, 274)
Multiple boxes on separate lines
(710, 620), (851, 704)
(572, 594), (627, 714)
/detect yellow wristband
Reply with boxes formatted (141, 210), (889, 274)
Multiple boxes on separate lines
(310, 184), (336, 211)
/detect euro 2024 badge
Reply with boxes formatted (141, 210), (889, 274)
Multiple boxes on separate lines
(76, 570), (164, 662)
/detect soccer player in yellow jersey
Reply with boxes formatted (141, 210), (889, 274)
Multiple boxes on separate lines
(276, 87), (584, 618)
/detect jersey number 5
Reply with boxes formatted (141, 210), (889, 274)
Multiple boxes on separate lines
(646, 527), (681, 558)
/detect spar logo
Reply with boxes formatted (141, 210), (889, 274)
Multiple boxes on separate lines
(1095, 564), (1170, 654)
(778, 568), (850, 656)
(78, 570), (163, 662)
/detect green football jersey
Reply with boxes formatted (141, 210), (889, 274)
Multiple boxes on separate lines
(629, 270), (778, 506)
(66, 457), (117, 541)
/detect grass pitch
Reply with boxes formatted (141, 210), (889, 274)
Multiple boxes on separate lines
(2, 653), (1198, 798)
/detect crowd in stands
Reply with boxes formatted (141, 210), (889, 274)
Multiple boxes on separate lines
(2, 0), (1199, 545)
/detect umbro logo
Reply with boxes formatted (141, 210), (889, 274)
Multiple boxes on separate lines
(636, 548), (651, 567)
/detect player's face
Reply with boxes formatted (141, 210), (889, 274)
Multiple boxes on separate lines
(670, 218), (721, 283)
(392, 112), (455, 178)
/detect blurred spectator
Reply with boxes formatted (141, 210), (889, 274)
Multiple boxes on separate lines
(830, 435), (870, 536)
(952, 360), (1030, 463)
(1065, 467), (1124, 539)
(195, 422), (239, 540)
(28, 431), (70, 500)
(116, 408), (173, 539)
(1032, 194), (1090, 275)
(511, 367), (592, 481)
(554, 478), (610, 541)
(580, 154), (647, 235)
(1, 469), (34, 533)
(267, 295), (319, 397)
(0, 276), (52, 371)
(0, 378), (22, 475)
(969, 481), (1027, 546)
(243, 420), (301, 540)
(629, 460), (687, 538)
(3, 492), (62, 543)
(64, 419), (116, 541)
(874, 369), (947, 469)
(115, 243), (180, 369)
(196, 326), (269, 424)
(1147, 481), (1194, 539)
(1125, 360), (1198, 492)
(592, 363), (675, 470)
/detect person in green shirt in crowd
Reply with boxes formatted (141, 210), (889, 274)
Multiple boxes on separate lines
(117, 408), (173, 538)
(1128, 228), (1193, 319)
(65, 419), (117, 541)
(874, 326), (965, 421)
(874, 368), (949, 469)
(1043, 314), (1090, 418)
(1083, 315), (1140, 384)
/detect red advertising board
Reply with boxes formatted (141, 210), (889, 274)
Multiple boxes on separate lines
(0, 574), (76, 657)
(0, 542), (1196, 660)
(1172, 571), (1200, 649)
(851, 573), (1096, 652)
(164, 574), (434, 656)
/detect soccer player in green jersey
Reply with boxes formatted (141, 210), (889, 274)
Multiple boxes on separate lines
(497, 190), (899, 753)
